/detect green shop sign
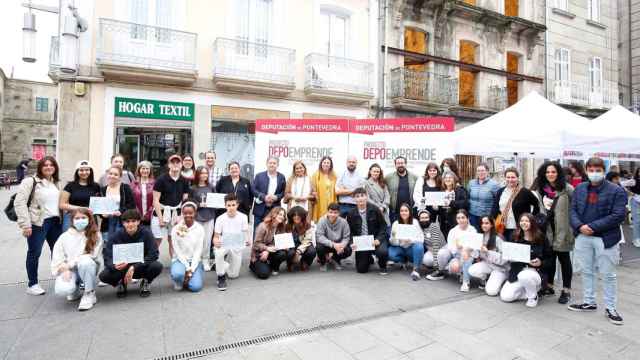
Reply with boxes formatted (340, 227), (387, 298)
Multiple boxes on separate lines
(115, 97), (194, 121)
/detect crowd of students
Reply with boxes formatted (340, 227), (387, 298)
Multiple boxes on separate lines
(10, 152), (633, 327)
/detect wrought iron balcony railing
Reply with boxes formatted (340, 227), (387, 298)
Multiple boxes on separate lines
(389, 67), (458, 105)
(549, 80), (618, 109)
(304, 53), (374, 96)
(488, 85), (508, 111)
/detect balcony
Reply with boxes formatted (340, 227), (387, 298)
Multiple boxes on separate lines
(212, 37), (295, 96)
(389, 67), (458, 111)
(48, 36), (60, 80)
(549, 81), (618, 110)
(304, 53), (374, 104)
(96, 18), (198, 85)
(487, 85), (508, 111)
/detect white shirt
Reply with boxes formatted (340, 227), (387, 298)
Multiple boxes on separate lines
(446, 225), (479, 254)
(214, 212), (249, 236)
(291, 176), (311, 210)
(389, 220), (423, 247)
(171, 221), (204, 272)
(38, 179), (60, 218)
(336, 170), (365, 204)
(50, 228), (103, 276)
(499, 187), (517, 229)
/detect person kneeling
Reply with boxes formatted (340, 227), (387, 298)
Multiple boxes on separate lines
(389, 203), (425, 280)
(99, 209), (162, 298)
(347, 188), (389, 275)
(51, 208), (102, 311)
(316, 203), (352, 271)
(251, 207), (289, 279)
(170, 201), (205, 292)
(419, 210), (446, 277)
(468, 216), (509, 296)
(500, 213), (549, 307)
(286, 206), (316, 272)
(212, 194), (251, 290)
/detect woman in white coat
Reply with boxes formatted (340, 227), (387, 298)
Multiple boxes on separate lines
(468, 216), (509, 296)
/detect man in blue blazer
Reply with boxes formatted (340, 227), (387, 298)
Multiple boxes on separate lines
(252, 156), (286, 235)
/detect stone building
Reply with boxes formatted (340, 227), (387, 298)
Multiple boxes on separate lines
(618, 0), (640, 110)
(0, 68), (57, 169)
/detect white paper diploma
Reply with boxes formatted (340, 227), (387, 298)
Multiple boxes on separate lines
(222, 232), (245, 250)
(205, 193), (227, 209)
(113, 243), (144, 264)
(353, 235), (375, 251)
(501, 242), (531, 263)
(274, 233), (295, 250)
(89, 197), (119, 215)
(460, 232), (483, 250)
(396, 224), (416, 242)
(423, 192), (447, 206)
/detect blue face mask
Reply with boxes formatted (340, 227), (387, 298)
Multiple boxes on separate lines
(74, 218), (89, 231)
(587, 171), (605, 183)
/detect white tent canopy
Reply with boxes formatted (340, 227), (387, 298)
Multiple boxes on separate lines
(566, 105), (640, 156)
(454, 91), (590, 158)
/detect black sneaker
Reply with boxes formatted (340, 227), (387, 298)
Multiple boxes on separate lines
(116, 282), (127, 298)
(539, 287), (555, 297)
(139, 279), (151, 297)
(379, 268), (388, 276)
(426, 270), (445, 281)
(558, 291), (571, 305)
(605, 309), (624, 325)
(568, 303), (597, 312)
(217, 275), (227, 291)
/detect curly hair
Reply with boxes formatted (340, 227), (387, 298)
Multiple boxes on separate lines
(533, 161), (566, 192)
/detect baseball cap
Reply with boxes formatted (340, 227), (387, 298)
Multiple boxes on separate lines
(168, 154), (182, 163)
(75, 160), (92, 170)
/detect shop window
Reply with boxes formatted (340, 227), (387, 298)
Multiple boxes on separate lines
(211, 121), (255, 180)
(505, 0), (519, 17)
(35, 97), (48, 112)
(507, 52), (520, 106)
(459, 40), (477, 107)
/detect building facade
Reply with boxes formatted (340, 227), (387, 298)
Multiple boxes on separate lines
(545, 0), (619, 117)
(49, 0), (378, 181)
(0, 68), (58, 169)
(617, 0), (640, 110)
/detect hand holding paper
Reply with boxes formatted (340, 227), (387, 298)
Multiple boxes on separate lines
(205, 193), (226, 209)
(460, 232), (483, 250)
(274, 233), (295, 250)
(501, 242), (531, 263)
(353, 235), (375, 252)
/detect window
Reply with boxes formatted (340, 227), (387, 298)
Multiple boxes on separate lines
(35, 97), (48, 112)
(554, 48), (570, 82)
(554, 0), (568, 11)
(155, 0), (172, 42)
(236, 0), (272, 55)
(320, 10), (348, 58)
(589, 0), (600, 22)
(589, 57), (602, 92)
(130, 0), (149, 40)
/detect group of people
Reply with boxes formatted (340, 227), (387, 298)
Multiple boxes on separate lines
(11, 152), (634, 326)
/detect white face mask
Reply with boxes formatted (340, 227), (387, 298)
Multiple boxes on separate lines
(587, 171), (604, 183)
(74, 218), (89, 231)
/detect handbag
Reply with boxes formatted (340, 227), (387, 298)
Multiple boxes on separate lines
(4, 177), (37, 222)
(496, 187), (520, 234)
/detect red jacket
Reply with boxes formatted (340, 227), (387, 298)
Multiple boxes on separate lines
(132, 180), (155, 222)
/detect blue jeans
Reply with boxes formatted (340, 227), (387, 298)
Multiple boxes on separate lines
(339, 203), (356, 218)
(170, 261), (204, 292)
(102, 216), (122, 246)
(469, 214), (482, 232)
(61, 212), (72, 232)
(632, 197), (640, 242)
(26, 217), (62, 286)
(388, 243), (425, 268)
(575, 234), (619, 310)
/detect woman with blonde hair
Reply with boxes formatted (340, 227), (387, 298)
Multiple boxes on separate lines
(283, 160), (315, 214)
(311, 156), (337, 223)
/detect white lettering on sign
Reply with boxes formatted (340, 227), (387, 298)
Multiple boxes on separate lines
(159, 104), (192, 117)
(119, 101), (154, 115)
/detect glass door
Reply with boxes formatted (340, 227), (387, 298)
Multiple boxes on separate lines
(116, 134), (141, 174)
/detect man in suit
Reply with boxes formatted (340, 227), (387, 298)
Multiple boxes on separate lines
(252, 156), (286, 236)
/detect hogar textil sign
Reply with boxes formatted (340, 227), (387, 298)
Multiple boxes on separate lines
(115, 97), (194, 121)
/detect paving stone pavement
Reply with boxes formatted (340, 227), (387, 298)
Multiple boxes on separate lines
(0, 188), (639, 360)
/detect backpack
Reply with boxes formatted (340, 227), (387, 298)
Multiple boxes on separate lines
(4, 177), (37, 222)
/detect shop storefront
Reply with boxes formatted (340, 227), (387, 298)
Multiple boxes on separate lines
(114, 97), (194, 176)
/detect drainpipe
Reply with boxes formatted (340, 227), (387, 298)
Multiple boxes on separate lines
(377, 0), (385, 118)
(544, 0), (548, 98)
(383, 0), (390, 115)
(629, 0), (633, 108)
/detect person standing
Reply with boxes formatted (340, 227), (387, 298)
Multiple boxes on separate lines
(627, 168), (640, 247)
(364, 163), (391, 227)
(50, 208), (102, 310)
(311, 156), (337, 223)
(335, 156), (366, 218)
(440, 158), (461, 181)
(16, 158), (30, 184)
(532, 161), (575, 303)
(283, 160), (315, 214)
(252, 157), (286, 232)
(413, 162), (442, 219)
(180, 155), (196, 183)
(15, 156), (63, 295)
(315, 203), (352, 271)
(152, 154), (191, 257)
(99, 154), (135, 186)
(438, 172), (469, 238)
(467, 163), (499, 231)
(170, 202), (205, 292)
(59, 160), (101, 231)
(492, 168), (539, 242)
(385, 156), (417, 224)
(568, 157), (627, 325)
(190, 166), (216, 271)
(100, 166), (135, 245)
(204, 151), (225, 189)
(131, 161), (155, 227)
(286, 206), (316, 271)
(347, 188), (389, 275)
(568, 161), (588, 189)
(216, 161), (253, 217)
(250, 207), (289, 279)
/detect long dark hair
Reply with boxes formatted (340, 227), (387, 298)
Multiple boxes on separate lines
(286, 206), (311, 235)
(193, 166), (209, 187)
(569, 160), (587, 180)
(69, 208), (99, 254)
(367, 163), (387, 188)
(514, 213), (545, 245)
(398, 203), (414, 224)
(533, 161), (566, 193)
(73, 166), (95, 185)
(423, 162), (442, 188)
(36, 156), (60, 183)
(480, 216), (497, 250)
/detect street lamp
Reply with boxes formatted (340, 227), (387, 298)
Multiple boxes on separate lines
(22, 11), (37, 63)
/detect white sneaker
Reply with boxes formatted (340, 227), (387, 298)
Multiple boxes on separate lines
(460, 282), (470, 292)
(271, 271), (279, 276)
(203, 261), (212, 272)
(78, 292), (95, 311)
(66, 289), (82, 301)
(131, 278), (140, 284)
(319, 264), (328, 272)
(410, 271), (420, 281)
(97, 281), (108, 287)
(526, 296), (539, 308)
(173, 281), (183, 291)
(26, 284), (46, 296)
(633, 239), (640, 248)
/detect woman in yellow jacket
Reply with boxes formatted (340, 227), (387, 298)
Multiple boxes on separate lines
(311, 156), (337, 223)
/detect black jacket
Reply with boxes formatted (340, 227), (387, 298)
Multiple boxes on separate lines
(100, 183), (136, 232)
(103, 227), (159, 270)
(507, 237), (551, 283)
(215, 176), (254, 216)
(492, 187), (540, 223)
(438, 186), (469, 237)
(346, 204), (388, 244)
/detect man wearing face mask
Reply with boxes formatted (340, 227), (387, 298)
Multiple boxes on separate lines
(417, 210), (446, 278)
(569, 157), (627, 325)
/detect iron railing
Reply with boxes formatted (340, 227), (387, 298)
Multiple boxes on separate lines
(304, 53), (374, 95)
(212, 37), (295, 86)
(96, 18), (197, 72)
(488, 85), (508, 111)
(389, 67), (458, 105)
(549, 80), (618, 109)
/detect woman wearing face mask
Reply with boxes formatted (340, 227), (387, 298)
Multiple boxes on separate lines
(311, 156), (337, 223)
(500, 213), (550, 307)
(467, 216), (509, 296)
(427, 209), (477, 292)
(100, 166), (135, 245)
(215, 161), (254, 217)
(170, 202), (205, 292)
(418, 210), (446, 273)
(51, 208), (102, 310)
(492, 168), (539, 242)
(283, 160), (315, 213)
(438, 171), (469, 238)
(131, 161), (155, 227)
(413, 162), (442, 220)
(180, 155), (196, 183)
(532, 161), (574, 303)
(251, 207), (288, 279)
(190, 166), (216, 272)
(388, 203), (425, 281)
(59, 160), (101, 231)
(286, 206), (316, 272)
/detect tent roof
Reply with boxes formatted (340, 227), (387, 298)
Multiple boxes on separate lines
(454, 91), (589, 157)
(567, 105), (640, 155)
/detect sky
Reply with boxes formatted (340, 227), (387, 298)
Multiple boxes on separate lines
(0, 0), (59, 82)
